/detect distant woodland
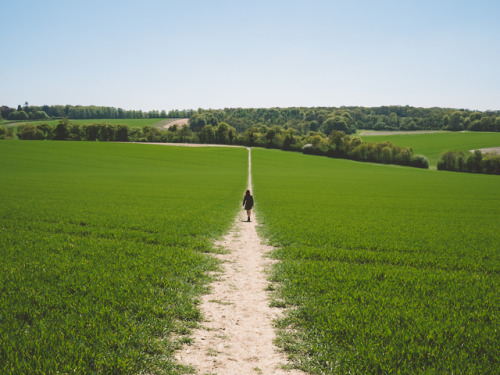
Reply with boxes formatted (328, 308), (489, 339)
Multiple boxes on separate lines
(4, 104), (500, 173)
(189, 106), (500, 133)
(0, 104), (192, 122)
(2, 104), (500, 133)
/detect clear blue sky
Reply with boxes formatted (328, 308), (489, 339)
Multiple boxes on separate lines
(1, 0), (499, 112)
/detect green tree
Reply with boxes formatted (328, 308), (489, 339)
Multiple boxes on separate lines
(17, 124), (44, 140)
(8, 111), (29, 120)
(115, 124), (129, 141)
(446, 111), (463, 131)
(216, 122), (230, 143)
(323, 116), (351, 135)
(199, 124), (215, 143)
(54, 119), (70, 140)
(83, 123), (99, 141)
(29, 111), (50, 120)
(465, 150), (483, 173)
(36, 123), (53, 139)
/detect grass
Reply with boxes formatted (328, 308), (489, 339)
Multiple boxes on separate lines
(1, 118), (165, 128)
(359, 131), (500, 167)
(252, 148), (500, 374)
(0, 141), (247, 374)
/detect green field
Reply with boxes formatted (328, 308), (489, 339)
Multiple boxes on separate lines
(1, 118), (165, 129)
(2, 138), (500, 374)
(0, 141), (247, 374)
(359, 131), (500, 167)
(253, 149), (500, 374)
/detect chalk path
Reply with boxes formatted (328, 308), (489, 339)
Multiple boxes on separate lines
(176, 148), (304, 374)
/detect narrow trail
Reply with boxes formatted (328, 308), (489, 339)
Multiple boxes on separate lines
(176, 148), (304, 375)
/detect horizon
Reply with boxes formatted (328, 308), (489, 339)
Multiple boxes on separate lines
(1, 0), (499, 113)
(3, 103), (499, 114)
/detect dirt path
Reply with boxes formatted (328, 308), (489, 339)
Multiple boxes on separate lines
(153, 118), (190, 129)
(470, 147), (500, 155)
(176, 148), (304, 375)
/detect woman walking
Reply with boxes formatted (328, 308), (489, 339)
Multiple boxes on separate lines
(242, 190), (254, 222)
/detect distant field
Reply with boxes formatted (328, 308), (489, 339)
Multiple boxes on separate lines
(359, 131), (500, 166)
(0, 141), (247, 374)
(1, 118), (166, 128)
(253, 149), (500, 374)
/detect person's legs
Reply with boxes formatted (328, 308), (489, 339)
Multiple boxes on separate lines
(246, 209), (251, 221)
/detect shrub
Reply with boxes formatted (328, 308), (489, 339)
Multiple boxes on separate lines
(410, 154), (429, 169)
(17, 124), (44, 140)
(438, 150), (500, 175)
(482, 153), (500, 174)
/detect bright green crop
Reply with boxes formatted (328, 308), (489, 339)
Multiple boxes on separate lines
(360, 131), (500, 167)
(0, 141), (247, 374)
(253, 148), (500, 374)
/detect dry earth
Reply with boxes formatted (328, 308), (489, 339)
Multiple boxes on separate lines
(175, 149), (305, 375)
(470, 147), (500, 155)
(156, 118), (190, 129)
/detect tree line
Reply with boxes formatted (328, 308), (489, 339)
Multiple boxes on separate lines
(437, 150), (500, 175)
(189, 106), (500, 134)
(0, 104), (193, 121)
(2, 104), (500, 133)
(15, 119), (428, 169)
(15, 119), (500, 174)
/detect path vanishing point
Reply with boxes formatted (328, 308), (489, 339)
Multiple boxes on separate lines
(176, 148), (305, 374)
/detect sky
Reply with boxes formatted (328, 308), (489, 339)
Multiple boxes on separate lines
(1, 0), (499, 112)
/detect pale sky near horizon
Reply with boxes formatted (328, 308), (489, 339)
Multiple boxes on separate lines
(1, 0), (499, 112)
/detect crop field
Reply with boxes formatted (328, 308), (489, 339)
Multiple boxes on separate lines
(359, 131), (500, 167)
(1, 118), (164, 129)
(0, 141), (247, 374)
(252, 149), (500, 374)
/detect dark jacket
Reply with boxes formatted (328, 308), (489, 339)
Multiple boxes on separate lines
(243, 195), (254, 210)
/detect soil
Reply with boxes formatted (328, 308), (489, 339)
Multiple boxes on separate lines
(154, 118), (190, 129)
(175, 149), (304, 375)
(470, 147), (500, 155)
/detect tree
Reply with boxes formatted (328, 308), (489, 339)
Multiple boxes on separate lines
(54, 119), (70, 140)
(446, 111), (463, 131)
(282, 129), (297, 150)
(29, 111), (49, 120)
(189, 113), (207, 132)
(0, 106), (15, 119)
(36, 123), (53, 139)
(216, 122), (230, 143)
(17, 124), (44, 140)
(8, 111), (29, 120)
(115, 124), (129, 141)
(323, 116), (352, 135)
(465, 150), (483, 173)
(178, 125), (192, 142)
(199, 124), (215, 143)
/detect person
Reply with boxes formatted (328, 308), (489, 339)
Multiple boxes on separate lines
(242, 190), (254, 222)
